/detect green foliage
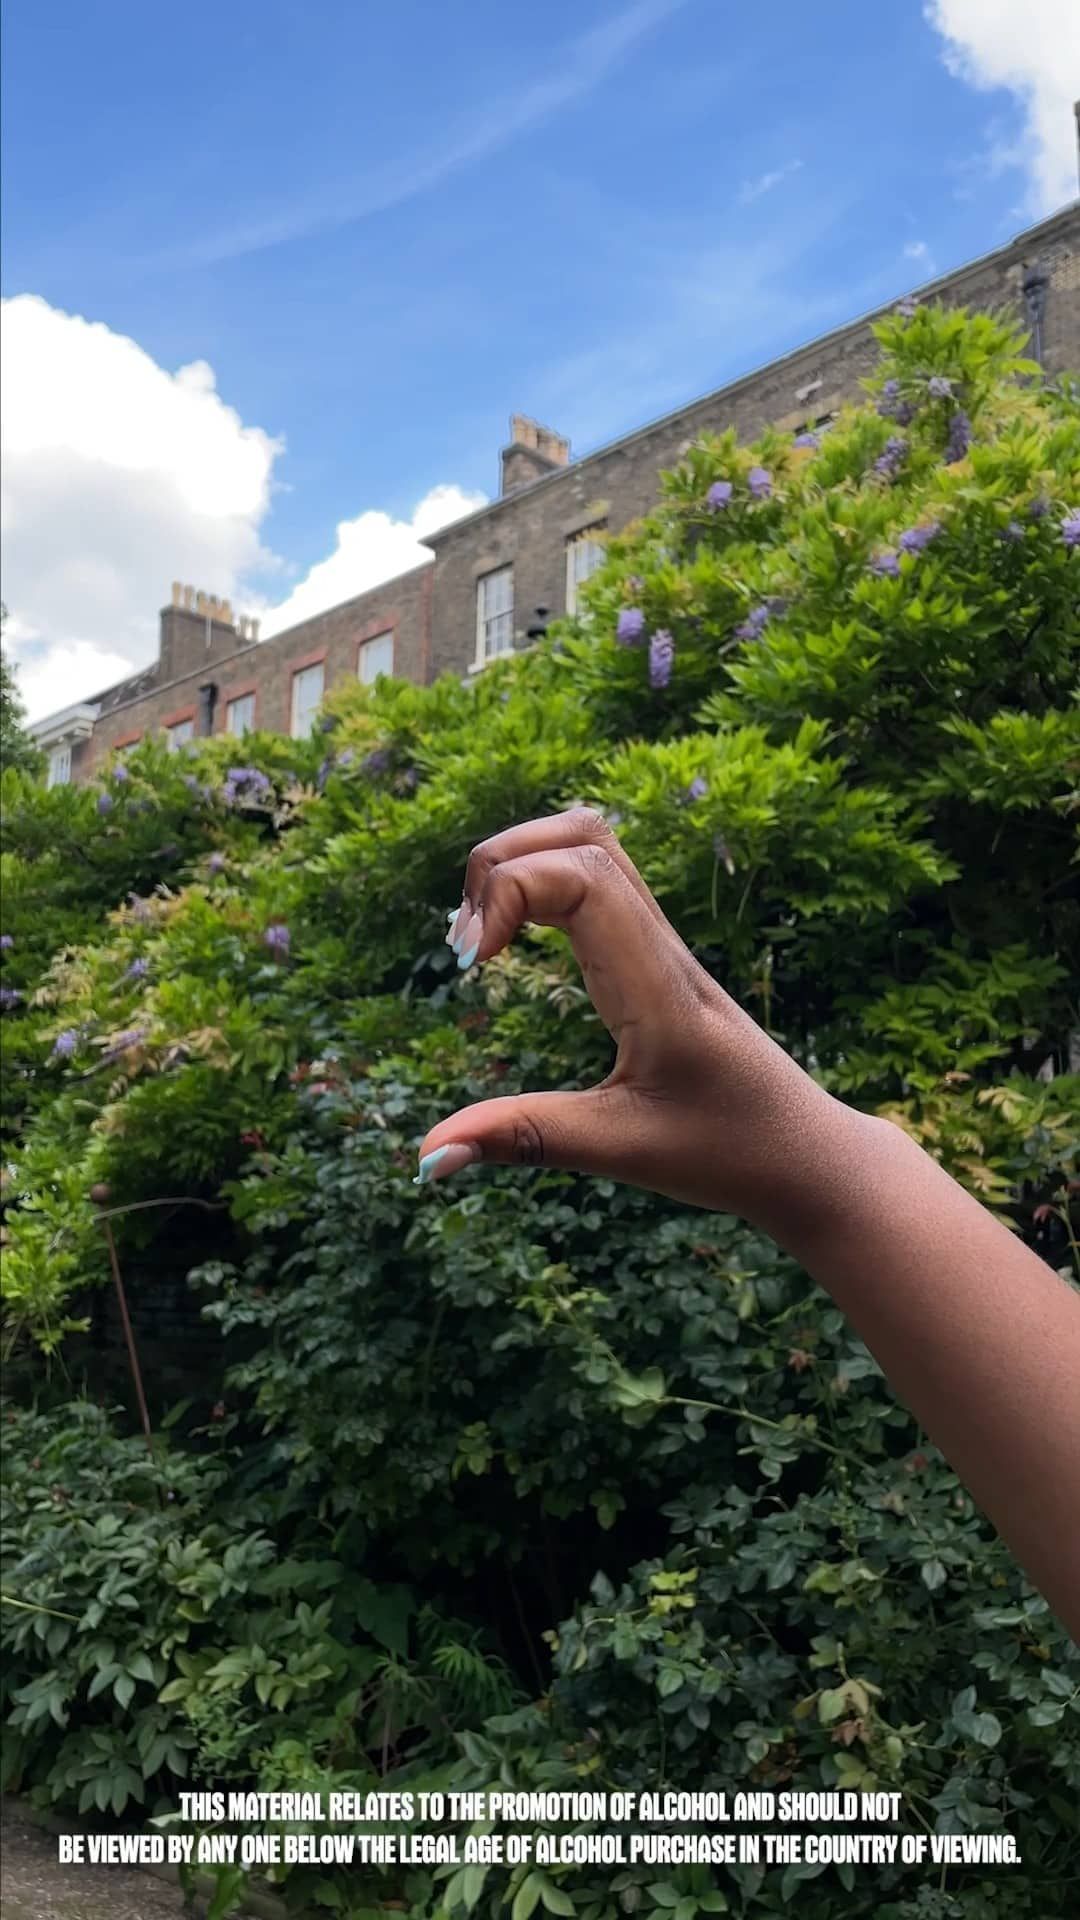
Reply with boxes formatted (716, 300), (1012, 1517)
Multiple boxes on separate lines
(2, 306), (1078, 1917)
(0, 621), (44, 779)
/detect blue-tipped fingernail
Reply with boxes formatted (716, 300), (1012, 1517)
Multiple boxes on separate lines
(413, 1146), (450, 1184)
(446, 907), (459, 924)
(457, 940), (479, 971)
(413, 1143), (477, 1185)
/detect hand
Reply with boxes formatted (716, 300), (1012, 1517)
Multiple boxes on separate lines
(416, 809), (859, 1235)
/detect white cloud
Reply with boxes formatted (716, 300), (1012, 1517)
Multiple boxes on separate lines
(2, 294), (282, 721)
(903, 238), (937, 275)
(738, 159), (803, 206)
(1, 295), (486, 724)
(258, 483), (487, 638)
(924, 0), (1080, 214)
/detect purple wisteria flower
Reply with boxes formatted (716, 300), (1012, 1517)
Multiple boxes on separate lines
(792, 431), (820, 450)
(125, 958), (149, 982)
(51, 1028), (80, 1059)
(707, 479), (733, 509)
(927, 376), (954, 399)
(362, 747), (392, 778)
(398, 767), (420, 792)
(1000, 521), (1025, 543)
(127, 893), (152, 922)
(869, 550), (902, 578)
(877, 379), (900, 417)
(735, 604), (772, 642)
(616, 607), (646, 646)
(898, 520), (942, 553)
(0, 987), (22, 1011)
(96, 791), (113, 815)
(684, 776), (709, 803)
(207, 852), (226, 873)
(649, 629), (674, 690)
(1028, 495), (1050, 520)
(265, 922), (291, 957)
(945, 410), (972, 463)
(0, 934), (12, 950)
(748, 466), (772, 500)
(873, 436), (908, 480)
(111, 764), (130, 783)
(222, 766), (272, 806)
(1062, 509), (1080, 549)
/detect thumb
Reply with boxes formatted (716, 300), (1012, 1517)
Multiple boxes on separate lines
(414, 1084), (638, 1185)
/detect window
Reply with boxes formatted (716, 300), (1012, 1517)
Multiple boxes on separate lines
(565, 528), (606, 614)
(226, 693), (256, 737)
(291, 661), (325, 736)
(167, 718), (195, 751)
(47, 744), (71, 788)
(358, 632), (394, 685)
(475, 567), (514, 666)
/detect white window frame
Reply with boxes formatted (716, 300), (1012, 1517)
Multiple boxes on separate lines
(226, 693), (256, 737)
(358, 632), (394, 685)
(475, 566), (514, 668)
(290, 662), (325, 737)
(167, 718), (195, 752)
(47, 744), (72, 788)
(565, 527), (606, 615)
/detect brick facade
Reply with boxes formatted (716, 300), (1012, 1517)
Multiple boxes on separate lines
(35, 201), (1079, 781)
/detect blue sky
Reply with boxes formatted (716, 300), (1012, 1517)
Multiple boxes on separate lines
(2, 0), (1077, 717)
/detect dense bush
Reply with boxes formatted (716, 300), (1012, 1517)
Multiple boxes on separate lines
(2, 305), (1079, 1919)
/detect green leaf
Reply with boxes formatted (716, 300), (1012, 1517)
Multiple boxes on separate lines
(513, 1874), (543, 1920)
(540, 1884), (576, 1916)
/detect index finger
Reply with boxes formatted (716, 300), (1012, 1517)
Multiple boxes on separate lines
(459, 808), (666, 924)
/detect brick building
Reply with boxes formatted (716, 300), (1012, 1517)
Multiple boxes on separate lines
(30, 199), (1080, 786)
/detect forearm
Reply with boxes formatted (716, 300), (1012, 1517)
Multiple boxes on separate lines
(756, 1095), (1080, 1638)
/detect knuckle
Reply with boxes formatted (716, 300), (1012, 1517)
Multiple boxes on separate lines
(570, 840), (616, 885)
(565, 805), (611, 843)
(510, 1113), (547, 1167)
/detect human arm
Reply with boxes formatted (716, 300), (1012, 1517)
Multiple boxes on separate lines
(416, 809), (1080, 1637)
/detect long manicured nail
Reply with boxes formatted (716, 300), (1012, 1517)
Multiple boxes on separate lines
(413, 1143), (478, 1185)
(457, 909), (482, 970)
(452, 904), (480, 956)
(449, 901), (472, 951)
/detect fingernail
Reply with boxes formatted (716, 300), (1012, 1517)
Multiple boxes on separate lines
(457, 912), (482, 970)
(449, 901), (472, 951)
(453, 905), (481, 957)
(413, 1143), (478, 1185)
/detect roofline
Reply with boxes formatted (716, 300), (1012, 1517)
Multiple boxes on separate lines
(32, 558), (433, 733)
(427, 198), (1080, 548)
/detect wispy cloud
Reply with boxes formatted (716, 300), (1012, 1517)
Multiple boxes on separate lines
(903, 237), (937, 275)
(148, 0), (694, 271)
(738, 158), (803, 205)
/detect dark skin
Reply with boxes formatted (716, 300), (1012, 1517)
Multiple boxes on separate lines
(417, 808), (1080, 1641)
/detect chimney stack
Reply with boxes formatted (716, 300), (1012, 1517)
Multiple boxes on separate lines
(500, 415), (570, 496)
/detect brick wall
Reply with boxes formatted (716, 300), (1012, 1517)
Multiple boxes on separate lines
(426, 202), (1080, 677)
(84, 562), (432, 772)
(62, 201), (1079, 775)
